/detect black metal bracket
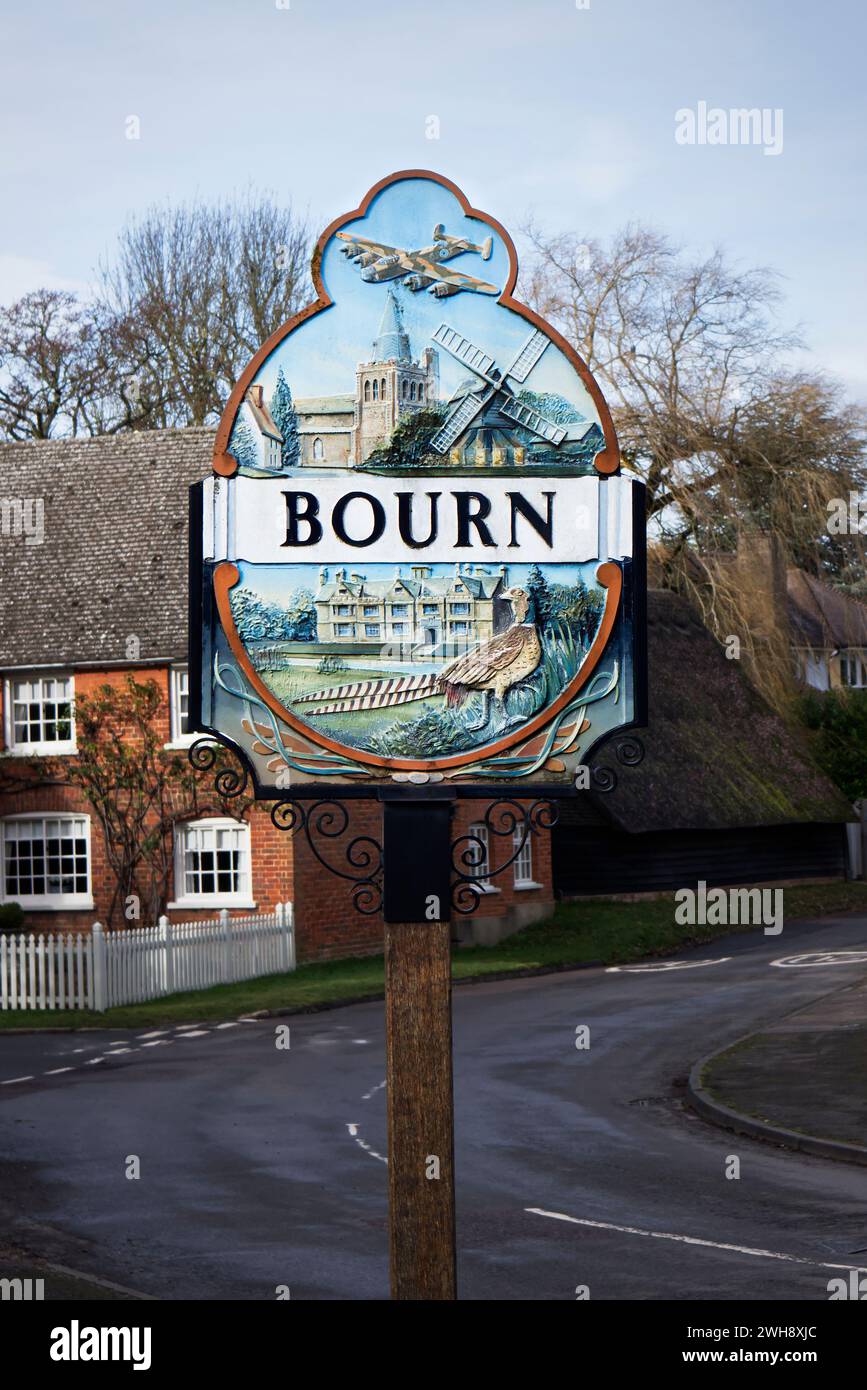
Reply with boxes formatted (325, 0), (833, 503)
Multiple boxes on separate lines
(450, 799), (559, 915)
(270, 798), (384, 915)
(588, 734), (646, 793)
(187, 734), (647, 921)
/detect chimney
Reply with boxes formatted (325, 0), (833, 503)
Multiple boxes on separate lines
(318, 566), (328, 587)
(248, 384), (264, 409)
(499, 563), (509, 584)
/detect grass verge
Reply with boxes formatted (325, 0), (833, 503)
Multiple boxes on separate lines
(3, 879), (867, 1031)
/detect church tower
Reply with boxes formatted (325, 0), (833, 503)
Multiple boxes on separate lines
(352, 289), (440, 465)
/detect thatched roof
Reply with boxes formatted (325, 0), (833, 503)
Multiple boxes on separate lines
(579, 588), (854, 833)
(788, 569), (867, 650)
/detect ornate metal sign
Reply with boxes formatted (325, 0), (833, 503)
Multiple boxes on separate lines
(190, 172), (646, 795)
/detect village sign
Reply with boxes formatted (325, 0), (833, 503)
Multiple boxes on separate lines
(190, 171), (646, 793)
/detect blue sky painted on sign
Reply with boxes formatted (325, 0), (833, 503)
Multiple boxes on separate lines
(253, 176), (599, 419)
(1, 0), (865, 398)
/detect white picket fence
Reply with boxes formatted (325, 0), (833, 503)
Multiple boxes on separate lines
(0, 904), (294, 1012)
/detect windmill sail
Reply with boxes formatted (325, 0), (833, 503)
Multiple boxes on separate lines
(499, 393), (567, 445)
(430, 390), (491, 453)
(432, 323), (498, 380)
(506, 329), (550, 382)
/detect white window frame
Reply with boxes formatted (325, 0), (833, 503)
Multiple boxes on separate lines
(466, 822), (499, 895)
(1, 813), (94, 910)
(512, 828), (543, 890)
(169, 818), (255, 910)
(840, 655), (867, 688)
(168, 665), (198, 747)
(3, 673), (76, 756)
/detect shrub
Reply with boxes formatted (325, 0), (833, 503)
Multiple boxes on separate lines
(800, 688), (867, 801)
(0, 902), (25, 933)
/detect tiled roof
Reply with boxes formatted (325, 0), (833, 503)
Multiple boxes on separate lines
(0, 428), (216, 668)
(316, 572), (503, 601)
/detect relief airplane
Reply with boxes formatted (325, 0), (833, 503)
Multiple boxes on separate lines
(336, 223), (498, 297)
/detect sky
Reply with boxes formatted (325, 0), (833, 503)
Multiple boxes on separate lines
(1, 0), (865, 399)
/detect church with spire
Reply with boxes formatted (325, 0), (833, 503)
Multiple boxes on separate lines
(292, 289), (439, 469)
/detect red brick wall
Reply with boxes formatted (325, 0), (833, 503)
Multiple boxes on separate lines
(0, 668), (554, 955)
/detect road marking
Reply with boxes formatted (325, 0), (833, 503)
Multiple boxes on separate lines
(352, 1039), (370, 1045)
(346, 1121), (387, 1165)
(1, 1075), (34, 1085)
(107, 1047), (134, 1055)
(525, 1208), (867, 1272)
(136, 1030), (169, 1040)
(362, 1078), (387, 1101)
(771, 950), (867, 969)
(215, 1022), (240, 1029)
(176, 1030), (210, 1039)
(44, 1067), (73, 1075)
(85, 1057), (104, 1066)
(141, 1040), (170, 1048)
(607, 958), (731, 973)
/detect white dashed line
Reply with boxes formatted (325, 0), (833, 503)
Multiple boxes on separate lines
(215, 1022), (240, 1030)
(136, 1030), (169, 1039)
(44, 1067), (73, 1075)
(346, 1122), (387, 1165)
(176, 1030), (210, 1039)
(525, 1208), (867, 1272)
(362, 1078), (386, 1101)
(2, 1075), (35, 1085)
(140, 1040), (170, 1048)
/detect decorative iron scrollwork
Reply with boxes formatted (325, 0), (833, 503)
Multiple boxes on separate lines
(450, 798), (560, 915)
(188, 737), (250, 798)
(270, 798), (384, 915)
(588, 733), (646, 794)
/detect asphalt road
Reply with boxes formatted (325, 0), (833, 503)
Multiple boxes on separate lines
(3, 914), (867, 1301)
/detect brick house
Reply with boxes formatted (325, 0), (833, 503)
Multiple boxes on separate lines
(0, 430), (554, 958)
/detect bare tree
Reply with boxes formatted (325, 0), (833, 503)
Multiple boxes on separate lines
(0, 290), (96, 439)
(521, 222), (867, 705)
(97, 193), (312, 426)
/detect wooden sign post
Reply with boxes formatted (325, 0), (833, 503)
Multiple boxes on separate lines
(383, 793), (456, 1299)
(189, 170), (646, 1301)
